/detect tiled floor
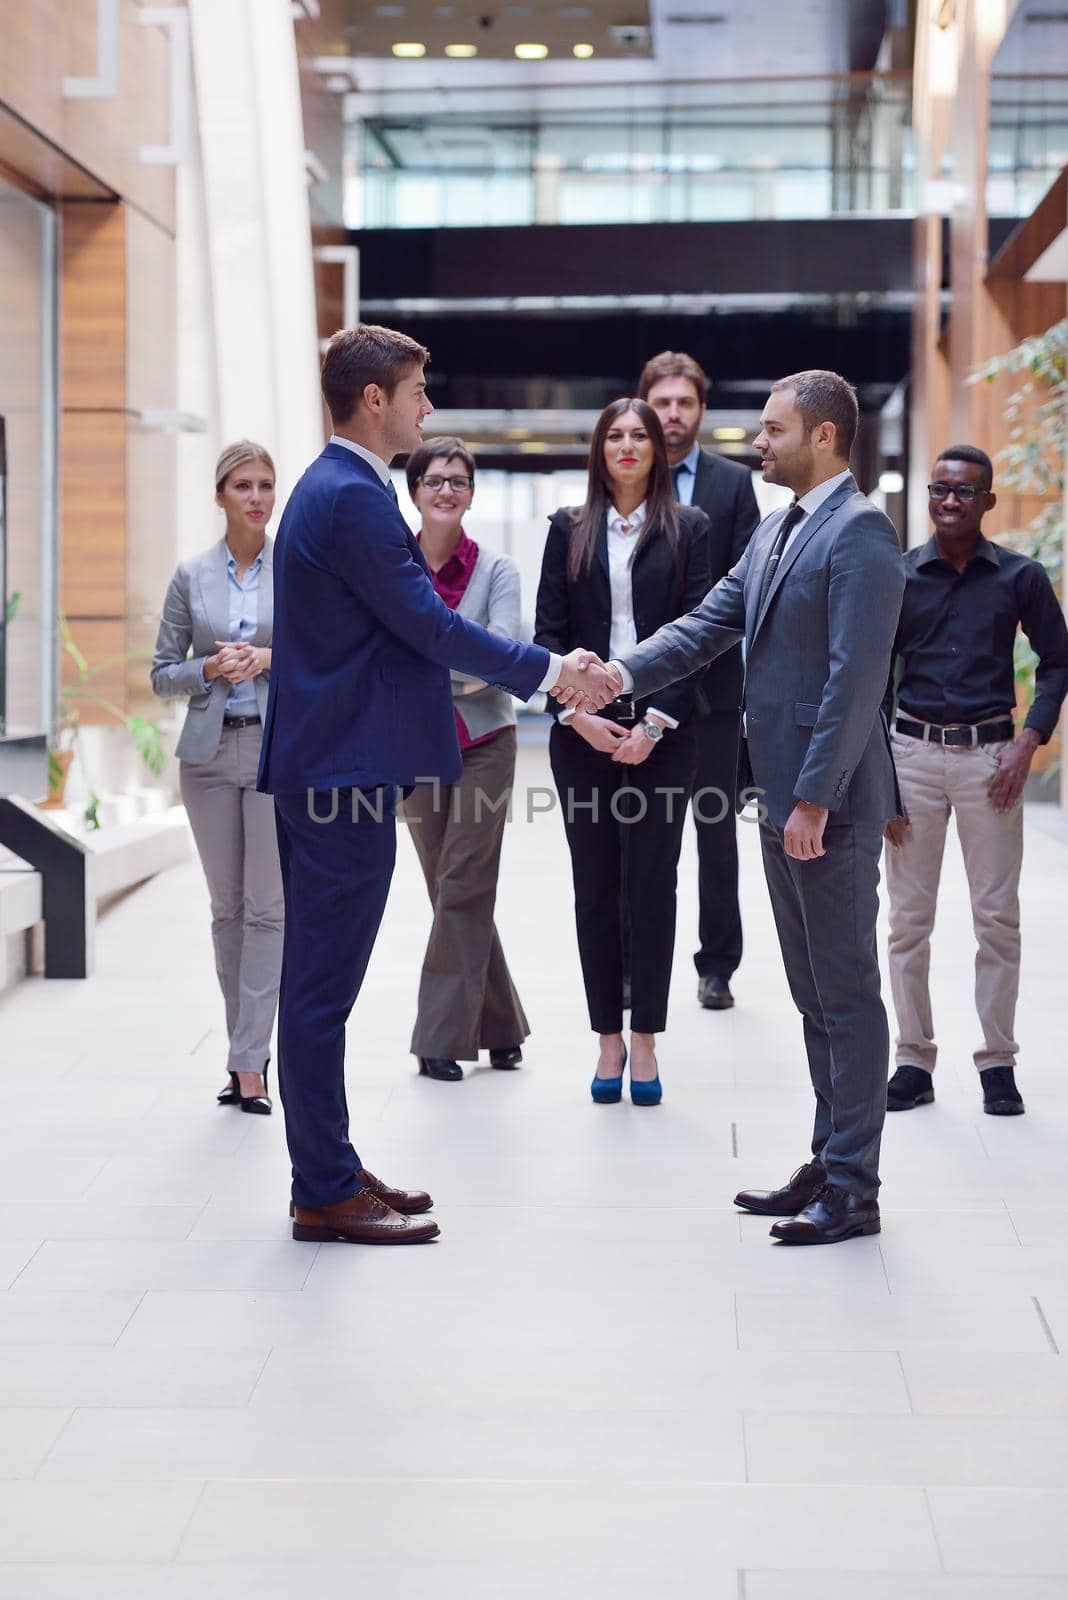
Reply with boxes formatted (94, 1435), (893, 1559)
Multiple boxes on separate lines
(1, 741), (1067, 1597)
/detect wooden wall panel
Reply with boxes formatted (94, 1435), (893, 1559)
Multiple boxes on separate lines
(62, 203), (126, 410)
(0, 0), (175, 229)
(60, 412), (127, 621)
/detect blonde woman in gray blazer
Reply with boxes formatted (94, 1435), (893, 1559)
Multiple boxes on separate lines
(151, 441), (282, 1114)
(400, 437), (529, 1083)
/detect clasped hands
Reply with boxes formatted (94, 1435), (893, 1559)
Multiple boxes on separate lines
(207, 640), (267, 685)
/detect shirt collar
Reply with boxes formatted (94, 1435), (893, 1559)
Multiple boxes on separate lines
(225, 546), (263, 574)
(916, 532), (1002, 568)
(329, 433), (392, 486)
(795, 467), (853, 517)
(675, 442), (701, 478)
(607, 500), (647, 536)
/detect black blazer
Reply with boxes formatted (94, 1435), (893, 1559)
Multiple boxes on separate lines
(534, 502), (713, 727)
(690, 448), (760, 713)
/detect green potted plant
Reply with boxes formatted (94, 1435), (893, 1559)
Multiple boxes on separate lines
(44, 615), (166, 827)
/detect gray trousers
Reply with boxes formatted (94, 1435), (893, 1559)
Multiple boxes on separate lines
(179, 724), (284, 1074)
(759, 818), (889, 1200)
(402, 727), (528, 1061)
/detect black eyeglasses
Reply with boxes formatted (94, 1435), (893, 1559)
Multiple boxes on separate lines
(928, 482), (988, 502)
(419, 474), (472, 492)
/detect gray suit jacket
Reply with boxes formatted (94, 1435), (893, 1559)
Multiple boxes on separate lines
(449, 545), (520, 743)
(151, 537), (274, 765)
(621, 476), (904, 829)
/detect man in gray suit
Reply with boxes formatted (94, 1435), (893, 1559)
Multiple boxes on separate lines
(593, 371), (904, 1244)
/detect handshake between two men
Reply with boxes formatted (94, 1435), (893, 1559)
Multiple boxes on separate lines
(550, 648), (622, 714)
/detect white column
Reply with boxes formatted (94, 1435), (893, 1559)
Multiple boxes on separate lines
(184, 0), (322, 503)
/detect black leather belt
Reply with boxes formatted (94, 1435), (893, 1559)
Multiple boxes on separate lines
(597, 694), (636, 724)
(223, 714), (261, 729)
(896, 715), (1014, 748)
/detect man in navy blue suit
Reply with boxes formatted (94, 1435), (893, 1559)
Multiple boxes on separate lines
(259, 324), (612, 1244)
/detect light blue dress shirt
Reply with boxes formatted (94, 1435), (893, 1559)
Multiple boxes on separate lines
(671, 442), (701, 507)
(222, 549), (262, 715)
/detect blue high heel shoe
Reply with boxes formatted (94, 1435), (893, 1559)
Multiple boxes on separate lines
(629, 1057), (662, 1107)
(591, 1044), (627, 1104)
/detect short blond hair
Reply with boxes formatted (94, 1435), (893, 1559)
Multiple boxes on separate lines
(215, 440), (275, 492)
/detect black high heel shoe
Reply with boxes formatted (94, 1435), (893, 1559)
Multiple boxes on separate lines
(239, 1060), (272, 1116)
(217, 1073), (240, 1107)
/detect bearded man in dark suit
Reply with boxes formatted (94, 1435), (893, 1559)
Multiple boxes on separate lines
(639, 351), (760, 1012)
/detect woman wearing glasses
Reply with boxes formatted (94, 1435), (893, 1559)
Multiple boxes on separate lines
(535, 399), (713, 1105)
(400, 437), (530, 1083)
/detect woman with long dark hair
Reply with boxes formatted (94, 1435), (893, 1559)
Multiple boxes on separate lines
(535, 398), (712, 1105)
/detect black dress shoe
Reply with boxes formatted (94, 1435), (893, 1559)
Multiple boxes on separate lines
(887, 1064), (934, 1111)
(770, 1183), (881, 1245)
(980, 1065), (1025, 1116)
(735, 1160), (825, 1217)
(239, 1060), (272, 1116)
(489, 1047), (523, 1070)
(698, 975), (734, 1010)
(418, 1058), (463, 1082)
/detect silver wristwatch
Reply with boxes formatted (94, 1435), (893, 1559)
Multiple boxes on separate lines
(640, 717), (664, 743)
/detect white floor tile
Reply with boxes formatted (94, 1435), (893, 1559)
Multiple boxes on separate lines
(737, 1291), (1051, 1354)
(746, 1413), (1068, 1488)
(928, 1488), (1068, 1574)
(0, 1481), (203, 1561)
(0, 1293), (141, 1347)
(0, 1346), (267, 1407)
(13, 1240), (318, 1295)
(0, 1410), (71, 1478)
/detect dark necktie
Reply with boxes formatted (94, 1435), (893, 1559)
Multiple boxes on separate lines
(385, 479), (399, 506)
(757, 500), (804, 615)
(671, 463), (686, 500)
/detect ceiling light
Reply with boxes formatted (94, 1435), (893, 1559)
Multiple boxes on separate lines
(879, 470), (905, 494)
(444, 42), (478, 56)
(572, 42), (595, 57)
(392, 41), (426, 56)
(713, 427), (747, 442)
(515, 42), (549, 58)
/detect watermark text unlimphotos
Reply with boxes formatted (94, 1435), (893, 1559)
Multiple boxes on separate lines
(305, 782), (768, 826)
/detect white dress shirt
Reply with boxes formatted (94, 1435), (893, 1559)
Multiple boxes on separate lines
(329, 434), (561, 693)
(612, 468), (854, 695)
(561, 500), (676, 727)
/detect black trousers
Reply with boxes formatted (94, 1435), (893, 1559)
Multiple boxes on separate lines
(549, 722), (697, 1034)
(691, 709), (744, 980)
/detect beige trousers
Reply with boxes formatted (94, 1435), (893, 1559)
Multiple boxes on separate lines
(885, 730), (1023, 1074)
(402, 727), (529, 1061)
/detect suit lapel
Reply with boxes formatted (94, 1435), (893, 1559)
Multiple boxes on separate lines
(692, 449), (714, 512)
(750, 477), (857, 643)
(198, 539), (231, 649)
(594, 512), (610, 581)
(254, 537), (273, 646)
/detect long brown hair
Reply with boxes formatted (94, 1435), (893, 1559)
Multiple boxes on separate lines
(567, 398), (680, 581)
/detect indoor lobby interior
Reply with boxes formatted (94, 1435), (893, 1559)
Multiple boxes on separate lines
(1, 1), (1067, 1595)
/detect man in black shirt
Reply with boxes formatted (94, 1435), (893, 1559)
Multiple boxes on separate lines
(883, 445), (1068, 1117)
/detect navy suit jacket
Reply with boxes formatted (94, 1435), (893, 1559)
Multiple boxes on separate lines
(258, 443), (550, 794)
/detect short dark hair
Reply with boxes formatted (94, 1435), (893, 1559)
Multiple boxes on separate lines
(771, 369), (859, 460)
(321, 323), (430, 426)
(934, 443), (993, 490)
(405, 435), (476, 497)
(637, 350), (709, 404)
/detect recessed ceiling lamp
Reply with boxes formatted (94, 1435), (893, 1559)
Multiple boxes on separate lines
(573, 42), (595, 56)
(392, 41), (426, 56)
(515, 41), (549, 57)
(713, 427), (747, 442)
(444, 42), (478, 56)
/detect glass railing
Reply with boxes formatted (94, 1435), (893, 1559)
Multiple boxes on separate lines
(988, 75), (1068, 221)
(345, 73), (916, 228)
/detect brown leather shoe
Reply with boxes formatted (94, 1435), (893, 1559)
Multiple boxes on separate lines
(770, 1184), (880, 1245)
(293, 1189), (440, 1244)
(288, 1169), (433, 1219)
(735, 1160), (825, 1217)
(358, 1168), (433, 1214)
